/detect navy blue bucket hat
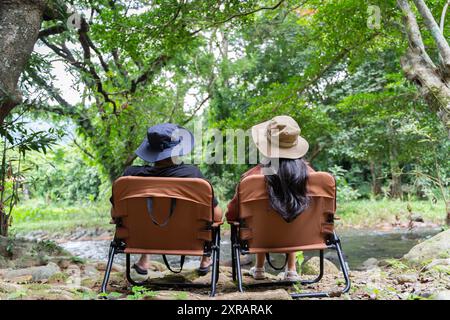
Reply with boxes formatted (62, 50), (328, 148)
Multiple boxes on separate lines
(135, 123), (194, 163)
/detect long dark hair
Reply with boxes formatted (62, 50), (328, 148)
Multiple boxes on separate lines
(264, 158), (309, 223)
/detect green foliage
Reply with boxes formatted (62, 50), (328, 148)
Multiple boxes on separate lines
(296, 251), (304, 271)
(383, 259), (410, 271)
(23, 144), (102, 203)
(173, 292), (189, 300)
(0, 115), (63, 235)
(10, 199), (111, 233)
(407, 294), (429, 300)
(336, 199), (445, 227)
(3, 0), (450, 232)
(6, 289), (28, 300)
(204, 2), (448, 211)
(329, 165), (360, 201)
(126, 286), (157, 300)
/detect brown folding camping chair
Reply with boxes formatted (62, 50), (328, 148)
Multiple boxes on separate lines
(229, 171), (350, 298)
(100, 176), (222, 297)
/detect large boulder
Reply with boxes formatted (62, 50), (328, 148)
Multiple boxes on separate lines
(2, 262), (60, 282)
(403, 230), (450, 266)
(302, 257), (339, 275)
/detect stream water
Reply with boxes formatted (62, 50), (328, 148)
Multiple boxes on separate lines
(60, 227), (442, 273)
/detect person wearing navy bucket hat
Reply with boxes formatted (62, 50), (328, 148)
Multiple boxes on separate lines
(113, 123), (223, 277)
(135, 123), (195, 163)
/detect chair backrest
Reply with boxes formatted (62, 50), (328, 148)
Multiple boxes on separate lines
(111, 176), (214, 255)
(237, 172), (336, 253)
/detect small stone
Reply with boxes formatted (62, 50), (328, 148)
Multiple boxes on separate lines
(47, 272), (69, 284)
(358, 258), (379, 271)
(95, 262), (124, 272)
(147, 271), (165, 279)
(83, 265), (100, 277)
(410, 213), (424, 222)
(432, 290), (450, 300)
(148, 261), (167, 272)
(396, 274), (418, 284)
(57, 259), (71, 269)
(213, 289), (292, 300)
(0, 281), (21, 293)
(6, 275), (33, 283)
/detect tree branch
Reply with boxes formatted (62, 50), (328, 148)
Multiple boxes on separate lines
(39, 36), (88, 72)
(77, 18), (117, 114)
(397, 0), (436, 69)
(440, 0), (450, 32)
(129, 54), (170, 94)
(85, 33), (110, 73)
(181, 94), (211, 125)
(38, 24), (66, 37)
(190, 0), (286, 36)
(413, 0), (450, 69)
(73, 138), (95, 159)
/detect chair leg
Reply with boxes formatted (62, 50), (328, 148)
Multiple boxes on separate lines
(209, 230), (219, 297)
(300, 250), (324, 285)
(125, 253), (148, 286)
(215, 231), (221, 284)
(291, 236), (351, 299)
(100, 242), (117, 294)
(231, 240), (237, 281)
(234, 244), (244, 293)
(335, 238), (351, 294)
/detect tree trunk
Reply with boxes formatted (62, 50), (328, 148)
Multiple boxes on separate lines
(446, 200), (450, 226)
(0, 213), (8, 237)
(389, 163), (403, 199)
(397, 0), (450, 136)
(388, 136), (403, 199)
(369, 161), (382, 196)
(400, 48), (450, 136)
(0, 0), (46, 125)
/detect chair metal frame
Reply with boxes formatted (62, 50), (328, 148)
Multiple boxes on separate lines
(230, 224), (350, 298)
(100, 178), (221, 297)
(100, 225), (221, 297)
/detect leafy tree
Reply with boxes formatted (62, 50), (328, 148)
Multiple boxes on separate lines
(0, 114), (61, 236)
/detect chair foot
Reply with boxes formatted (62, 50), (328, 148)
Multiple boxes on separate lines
(100, 242), (117, 294)
(299, 250), (324, 285)
(209, 228), (221, 297)
(292, 237), (351, 299)
(234, 245), (244, 292)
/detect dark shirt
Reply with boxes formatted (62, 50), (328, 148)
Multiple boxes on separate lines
(116, 163), (218, 207)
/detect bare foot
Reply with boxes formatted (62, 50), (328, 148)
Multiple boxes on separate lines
(135, 255), (151, 270)
(200, 256), (212, 268)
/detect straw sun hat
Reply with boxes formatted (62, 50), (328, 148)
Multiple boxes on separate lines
(251, 115), (309, 159)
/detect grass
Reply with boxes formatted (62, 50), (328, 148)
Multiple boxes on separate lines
(8, 198), (447, 235)
(10, 199), (111, 234)
(336, 199), (446, 228)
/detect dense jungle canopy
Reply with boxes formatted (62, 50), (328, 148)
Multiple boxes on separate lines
(0, 0), (449, 236)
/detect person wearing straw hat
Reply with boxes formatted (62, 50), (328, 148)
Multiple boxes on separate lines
(226, 115), (315, 281)
(112, 123), (223, 276)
